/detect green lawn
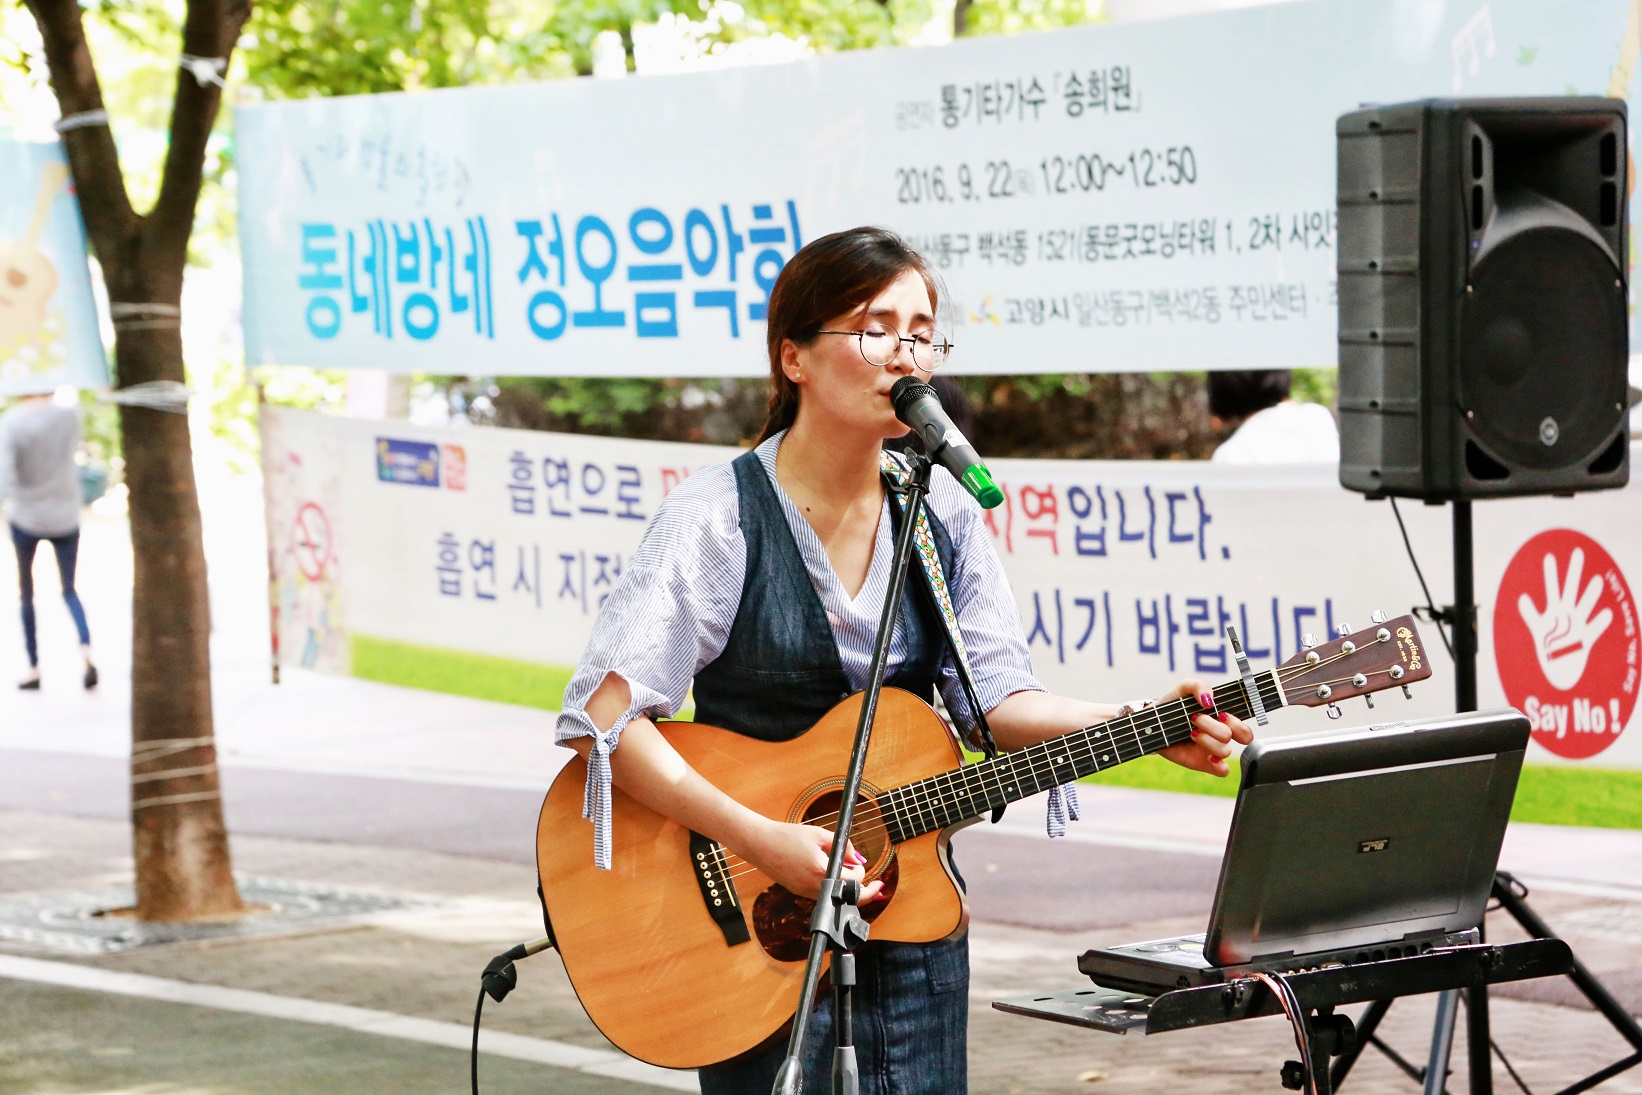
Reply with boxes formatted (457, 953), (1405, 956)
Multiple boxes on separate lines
(348, 634), (696, 720)
(347, 634), (1641, 831)
(1077, 754), (1642, 831)
(350, 635), (576, 712)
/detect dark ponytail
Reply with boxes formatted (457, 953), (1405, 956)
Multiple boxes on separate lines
(755, 227), (938, 444)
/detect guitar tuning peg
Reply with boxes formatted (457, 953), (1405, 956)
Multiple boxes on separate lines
(1370, 609), (1388, 623)
(1401, 685), (1413, 700)
(1335, 623), (1353, 637)
(1364, 694), (1375, 710)
(1326, 703), (1344, 720)
(1301, 632), (1320, 649)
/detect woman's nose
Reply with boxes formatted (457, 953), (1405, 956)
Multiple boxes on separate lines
(885, 339), (918, 375)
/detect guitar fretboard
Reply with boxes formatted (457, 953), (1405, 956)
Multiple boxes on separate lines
(880, 672), (1285, 844)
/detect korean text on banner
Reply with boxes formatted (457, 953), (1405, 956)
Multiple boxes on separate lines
(262, 406), (1642, 770)
(236, 0), (1642, 377)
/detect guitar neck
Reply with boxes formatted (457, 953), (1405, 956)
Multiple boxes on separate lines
(881, 671), (1287, 844)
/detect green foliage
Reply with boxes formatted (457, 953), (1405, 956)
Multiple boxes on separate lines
(736, 0), (897, 53)
(958, 0), (1095, 38)
(77, 389), (123, 479)
(242, 0), (717, 92)
(1290, 367), (1337, 409)
(245, 0), (497, 95)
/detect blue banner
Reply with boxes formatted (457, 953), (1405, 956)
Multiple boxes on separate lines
(0, 142), (109, 395)
(236, 0), (1642, 376)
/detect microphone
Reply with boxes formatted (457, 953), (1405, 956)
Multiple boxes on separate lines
(890, 376), (1004, 509)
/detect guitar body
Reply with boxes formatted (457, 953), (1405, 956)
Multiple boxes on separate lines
(535, 687), (970, 1070)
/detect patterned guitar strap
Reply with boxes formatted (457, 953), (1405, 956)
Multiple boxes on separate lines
(880, 452), (1081, 835)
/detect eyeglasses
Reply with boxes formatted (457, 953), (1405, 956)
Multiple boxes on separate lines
(815, 324), (953, 370)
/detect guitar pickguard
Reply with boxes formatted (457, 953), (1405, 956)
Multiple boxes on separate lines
(752, 857), (900, 962)
(750, 784), (901, 961)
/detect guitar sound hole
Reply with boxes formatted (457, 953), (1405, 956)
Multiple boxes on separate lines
(751, 787), (901, 961)
(752, 860), (900, 962)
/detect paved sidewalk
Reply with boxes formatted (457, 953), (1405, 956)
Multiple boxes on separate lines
(3, 482), (1640, 1093)
(3, 809), (1641, 1095)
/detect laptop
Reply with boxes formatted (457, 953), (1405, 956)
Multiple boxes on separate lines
(1078, 708), (1530, 995)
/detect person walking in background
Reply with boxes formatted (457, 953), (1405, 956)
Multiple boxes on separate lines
(0, 392), (96, 690)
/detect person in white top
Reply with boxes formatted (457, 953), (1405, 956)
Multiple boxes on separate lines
(556, 228), (1256, 1094)
(0, 392), (96, 690)
(1208, 369), (1340, 464)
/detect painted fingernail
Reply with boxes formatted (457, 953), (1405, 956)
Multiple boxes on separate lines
(1190, 728), (1200, 737)
(1199, 691), (1216, 710)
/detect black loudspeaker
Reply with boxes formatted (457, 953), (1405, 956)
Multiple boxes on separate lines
(1337, 97), (1631, 500)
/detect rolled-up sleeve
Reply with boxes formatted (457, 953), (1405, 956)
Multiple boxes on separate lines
(554, 466), (744, 868)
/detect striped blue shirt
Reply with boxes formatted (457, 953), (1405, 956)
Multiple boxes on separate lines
(555, 432), (1064, 868)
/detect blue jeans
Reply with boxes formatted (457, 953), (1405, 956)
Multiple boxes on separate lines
(11, 523), (90, 667)
(697, 932), (969, 1095)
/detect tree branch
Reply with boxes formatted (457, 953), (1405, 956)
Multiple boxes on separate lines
(21, 0), (139, 265)
(146, 0), (252, 289)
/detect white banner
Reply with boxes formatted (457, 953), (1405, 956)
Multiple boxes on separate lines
(237, 0), (1642, 376)
(262, 406), (1642, 770)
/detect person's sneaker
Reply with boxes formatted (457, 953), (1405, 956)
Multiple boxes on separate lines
(83, 665), (98, 691)
(19, 677), (40, 691)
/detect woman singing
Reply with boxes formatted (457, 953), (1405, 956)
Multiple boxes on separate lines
(555, 226), (1253, 1094)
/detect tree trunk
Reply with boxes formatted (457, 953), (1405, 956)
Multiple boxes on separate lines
(25, 0), (251, 922)
(954, 0), (975, 38)
(119, 315), (241, 920)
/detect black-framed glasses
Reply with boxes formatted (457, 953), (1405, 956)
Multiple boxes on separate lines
(815, 323), (953, 370)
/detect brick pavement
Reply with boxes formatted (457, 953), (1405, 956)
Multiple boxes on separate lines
(3, 810), (1639, 1095)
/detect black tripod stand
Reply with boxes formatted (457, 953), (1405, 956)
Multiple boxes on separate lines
(1333, 500), (1642, 1094)
(773, 451), (988, 1095)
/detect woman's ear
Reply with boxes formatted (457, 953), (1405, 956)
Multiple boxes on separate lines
(779, 339), (805, 383)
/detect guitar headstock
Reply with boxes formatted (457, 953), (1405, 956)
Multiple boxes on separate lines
(1277, 614), (1433, 709)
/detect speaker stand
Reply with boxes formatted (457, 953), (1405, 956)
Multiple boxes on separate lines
(1336, 501), (1642, 1094)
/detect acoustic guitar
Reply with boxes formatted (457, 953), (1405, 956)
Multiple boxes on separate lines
(535, 616), (1432, 1068)
(0, 160), (69, 351)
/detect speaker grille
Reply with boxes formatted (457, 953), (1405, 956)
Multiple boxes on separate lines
(1458, 226), (1625, 471)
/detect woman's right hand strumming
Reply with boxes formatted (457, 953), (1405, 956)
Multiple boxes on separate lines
(733, 818), (885, 904)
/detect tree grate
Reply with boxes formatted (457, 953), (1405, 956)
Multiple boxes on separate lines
(0, 874), (435, 955)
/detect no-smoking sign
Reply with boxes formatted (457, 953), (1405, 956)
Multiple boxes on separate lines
(1494, 529), (1639, 760)
(291, 502), (333, 582)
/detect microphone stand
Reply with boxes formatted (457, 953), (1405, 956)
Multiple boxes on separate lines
(773, 451), (937, 1095)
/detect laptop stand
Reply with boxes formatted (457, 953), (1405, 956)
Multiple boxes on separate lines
(994, 938), (1571, 1095)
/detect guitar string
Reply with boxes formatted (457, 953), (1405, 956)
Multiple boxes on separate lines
(709, 675), (1267, 882)
(705, 639), (1402, 883)
(709, 684), (1259, 886)
(729, 671), (1258, 844)
(706, 687), (1229, 885)
(712, 656), (1317, 881)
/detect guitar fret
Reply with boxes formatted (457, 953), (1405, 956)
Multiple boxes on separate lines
(880, 669), (1291, 843)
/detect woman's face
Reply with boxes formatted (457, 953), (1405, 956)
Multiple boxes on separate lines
(783, 266), (937, 440)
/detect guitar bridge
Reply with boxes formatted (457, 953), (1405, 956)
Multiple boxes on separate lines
(689, 831), (750, 947)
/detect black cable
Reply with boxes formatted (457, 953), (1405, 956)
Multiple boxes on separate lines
(471, 985), (486, 1095)
(1388, 497), (1455, 659)
(1254, 972), (1318, 1094)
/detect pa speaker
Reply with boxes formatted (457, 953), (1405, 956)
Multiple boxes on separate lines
(1337, 97), (1630, 500)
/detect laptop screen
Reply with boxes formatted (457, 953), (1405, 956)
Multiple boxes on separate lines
(1205, 708), (1529, 965)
